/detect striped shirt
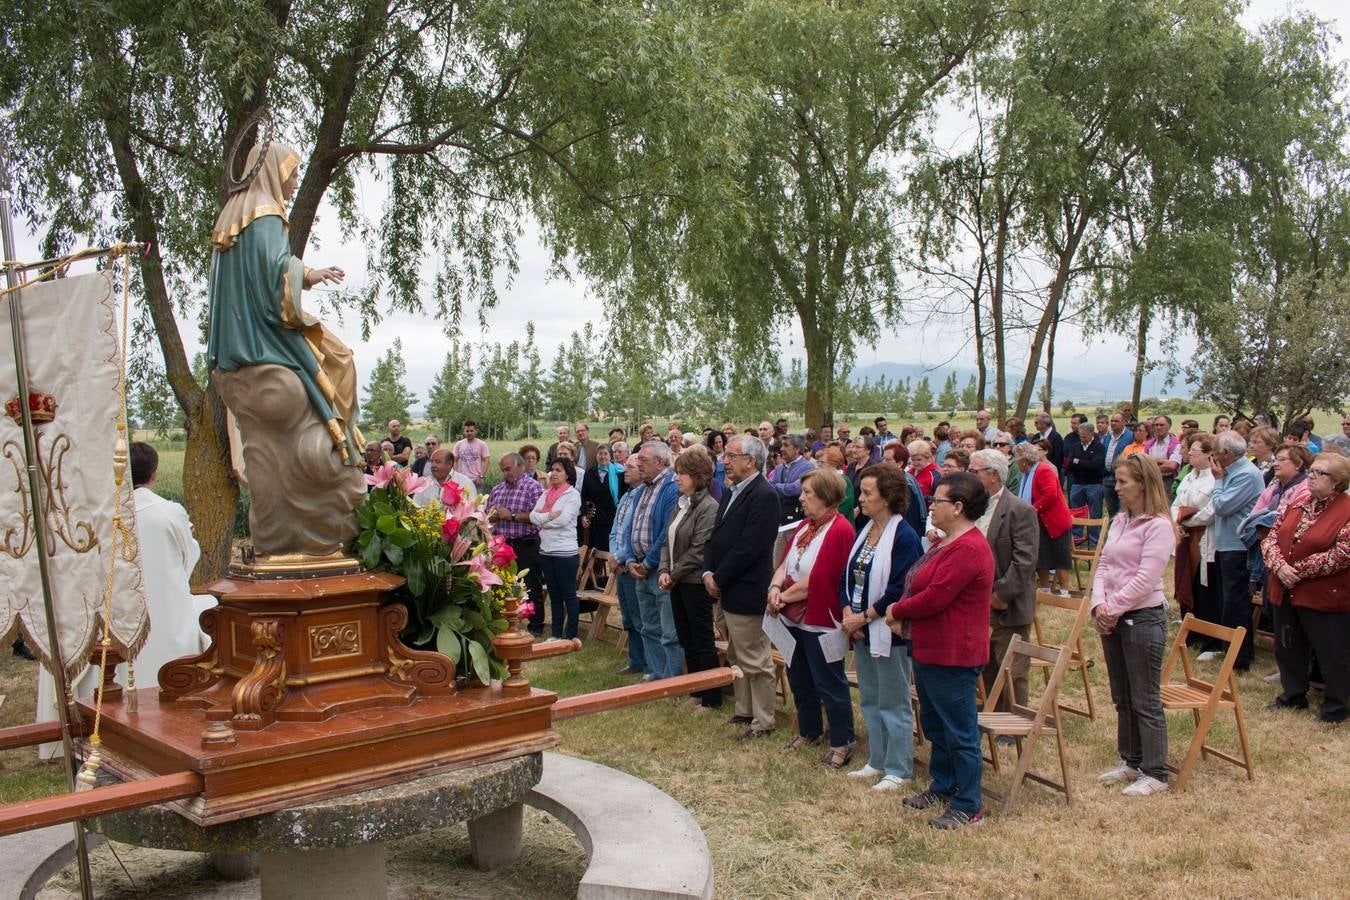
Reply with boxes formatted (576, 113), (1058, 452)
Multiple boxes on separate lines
(488, 475), (544, 540)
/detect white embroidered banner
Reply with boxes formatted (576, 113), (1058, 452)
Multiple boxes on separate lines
(0, 269), (148, 680)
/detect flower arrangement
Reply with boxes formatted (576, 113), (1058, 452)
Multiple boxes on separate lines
(354, 463), (528, 685)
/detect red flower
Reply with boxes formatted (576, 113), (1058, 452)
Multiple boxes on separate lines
(490, 542), (517, 568)
(441, 479), (463, 507)
(441, 517), (461, 543)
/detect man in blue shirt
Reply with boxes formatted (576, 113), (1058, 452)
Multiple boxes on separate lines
(767, 434), (813, 523)
(626, 441), (683, 680)
(608, 458), (648, 676)
(1209, 431), (1266, 670)
(1100, 411), (1134, 518)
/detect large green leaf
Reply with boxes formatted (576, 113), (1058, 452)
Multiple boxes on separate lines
(467, 640), (491, 686)
(360, 535), (383, 569)
(385, 527), (415, 549)
(376, 514), (399, 535)
(436, 627), (463, 664)
(384, 544), (404, 566)
(405, 562), (425, 596)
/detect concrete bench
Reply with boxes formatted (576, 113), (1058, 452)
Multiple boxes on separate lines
(1, 824), (104, 900)
(529, 752), (713, 900)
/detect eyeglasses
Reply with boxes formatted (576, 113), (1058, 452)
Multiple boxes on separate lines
(1307, 469), (1333, 479)
(969, 466), (991, 475)
(992, 441), (1010, 448)
(725, 451), (752, 460)
(930, 497), (957, 506)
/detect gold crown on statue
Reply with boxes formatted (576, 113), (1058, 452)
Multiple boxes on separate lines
(5, 391), (57, 424)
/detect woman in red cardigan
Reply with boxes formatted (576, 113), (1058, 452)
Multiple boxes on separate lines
(885, 472), (995, 829)
(1014, 442), (1074, 594)
(768, 469), (857, 768)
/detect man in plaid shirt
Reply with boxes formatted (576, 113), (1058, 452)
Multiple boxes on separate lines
(488, 452), (547, 634)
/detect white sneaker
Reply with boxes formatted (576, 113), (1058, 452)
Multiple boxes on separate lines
(1121, 774), (1169, 797)
(847, 764), (882, 779)
(1097, 760), (1142, 785)
(1196, 651), (1219, 662)
(871, 775), (910, 791)
(1263, 672), (1282, 684)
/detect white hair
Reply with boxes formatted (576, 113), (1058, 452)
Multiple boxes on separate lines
(1014, 442), (1044, 464)
(728, 434), (768, 469)
(971, 448), (1009, 481)
(1216, 432), (1248, 456)
(639, 440), (673, 465)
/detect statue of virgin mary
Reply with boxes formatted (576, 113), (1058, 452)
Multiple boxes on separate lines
(206, 139), (366, 560)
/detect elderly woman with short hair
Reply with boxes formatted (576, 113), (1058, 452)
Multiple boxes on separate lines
(1014, 442), (1074, 595)
(1262, 453), (1350, 724)
(1248, 425), (1281, 482)
(769, 470), (857, 765)
(885, 472), (995, 829)
(839, 465), (922, 791)
(658, 447), (722, 709)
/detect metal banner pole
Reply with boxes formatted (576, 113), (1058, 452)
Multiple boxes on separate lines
(0, 140), (96, 900)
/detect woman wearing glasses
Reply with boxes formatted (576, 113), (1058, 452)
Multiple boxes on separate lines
(1261, 453), (1350, 724)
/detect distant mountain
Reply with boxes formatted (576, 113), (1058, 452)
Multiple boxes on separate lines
(849, 362), (1195, 404)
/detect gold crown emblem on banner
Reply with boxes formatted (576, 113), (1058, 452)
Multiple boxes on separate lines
(5, 391), (57, 424)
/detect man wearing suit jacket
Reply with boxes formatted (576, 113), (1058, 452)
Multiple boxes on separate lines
(702, 434), (781, 737)
(573, 422), (601, 471)
(1034, 411), (1064, 481)
(545, 424), (571, 467)
(970, 450), (1040, 710)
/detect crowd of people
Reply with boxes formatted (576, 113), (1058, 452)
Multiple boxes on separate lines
(363, 408), (1350, 828)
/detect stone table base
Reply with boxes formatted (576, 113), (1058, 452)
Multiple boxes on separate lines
(93, 753), (542, 898)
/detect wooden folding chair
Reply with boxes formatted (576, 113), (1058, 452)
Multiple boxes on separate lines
(579, 551), (625, 646)
(716, 639), (789, 704)
(1161, 614), (1255, 791)
(1030, 590), (1096, 719)
(1070, 511), (1110, 592)
(1250, 591), (1273, 650)
(978, 636), (1077, 814)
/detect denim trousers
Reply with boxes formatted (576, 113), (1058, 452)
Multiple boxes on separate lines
(854, 641), (914, 778)
(615, 572), (646, 671)
(538, 553), (580, 640)
(784, 626), (854, 744)
(1069, 482), (1104, 544)
(1099, 605), (1169, 781)
(913, 662), (983, 814)
(670, 582), (722, 706)
(634, 570), (684, 679)
(1216, 550), (1255, 669)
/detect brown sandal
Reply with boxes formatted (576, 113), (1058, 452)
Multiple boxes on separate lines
(779, 735), (820, 754)
(822, 745), (854, 769)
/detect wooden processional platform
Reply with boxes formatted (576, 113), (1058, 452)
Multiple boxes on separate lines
(79, 570), (559, 826)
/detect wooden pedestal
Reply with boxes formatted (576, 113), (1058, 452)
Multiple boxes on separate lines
(78, 570), (560, 825)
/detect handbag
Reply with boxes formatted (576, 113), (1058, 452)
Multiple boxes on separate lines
(778, 576), (808, 625)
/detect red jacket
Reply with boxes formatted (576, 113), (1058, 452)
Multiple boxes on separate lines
(1030, 462), (1072, 539)
(1266, 492), (1350, 612)
(888, 528), (995, 667)
(910, 462), (941, 497)
(780, 514), (856, 627)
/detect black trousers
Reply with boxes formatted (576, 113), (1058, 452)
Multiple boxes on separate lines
(1187, 561), (1223, 652)
(670, 582), (722, 706)
(1216, 550), (1255, 669)
(509, 535), (547, 632)
(1274, 602), (1350, 723)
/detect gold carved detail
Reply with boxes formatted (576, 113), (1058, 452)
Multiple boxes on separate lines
(231, 619), (288, 729)
(380, 604), (455, 694)
(308, 621), (362, 661)
(159, 608), (225, 700)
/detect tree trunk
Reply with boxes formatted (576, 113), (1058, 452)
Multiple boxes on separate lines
(1130, 301), (1150, 415)
(1043, 298), (1059, 413)
(1014, 264), (1070, 418)
(991, 200), (1009, 420)
(800, 314), (832, 433)
(972, 258), (987, 410)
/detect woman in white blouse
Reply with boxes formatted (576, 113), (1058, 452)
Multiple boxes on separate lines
(530, 457), (583, 640)
(1172, 435), (1218, 650)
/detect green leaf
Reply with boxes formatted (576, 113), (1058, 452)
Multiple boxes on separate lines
(376, 514), (399, 535)
(360, 535), (383, 569)
(405, 563), (425, 597)
(383, 544), (404, 566)
(467, 640), (491, 686)
(412, 623), (434, 646)
(386, 527), (415, 549)
(436, 627), (463, 664)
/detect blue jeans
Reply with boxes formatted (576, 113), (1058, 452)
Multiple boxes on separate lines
(539, 554), (580, 640)
(616, 572), (646, 671)
(784, 627), (853, 745)
(854, 641), (914, 778)
(1069, 482), (1104, 544)
(634, 571), (684, 679)
(914, 662), (983, 815)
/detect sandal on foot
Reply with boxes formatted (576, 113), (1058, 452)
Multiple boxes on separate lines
(779, 735), (820, 754)
(822, 746), (854, 769)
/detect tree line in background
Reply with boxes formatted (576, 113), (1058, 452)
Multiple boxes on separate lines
(6, 0), (1348, 581)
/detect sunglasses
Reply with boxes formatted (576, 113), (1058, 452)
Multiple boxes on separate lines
(992, 441), (1011, 448)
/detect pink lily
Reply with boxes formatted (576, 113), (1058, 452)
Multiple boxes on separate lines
(400, 472), (432, 496)
(363, 461), (397, 489)
(466, 555), (503, 591)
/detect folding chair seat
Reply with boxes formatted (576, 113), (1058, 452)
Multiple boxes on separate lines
(977, 589), (1088, 815)
(1030, 590), (1096, 719)
(1161, 614), (1255, 790)
(1070, 510), (1110, 592)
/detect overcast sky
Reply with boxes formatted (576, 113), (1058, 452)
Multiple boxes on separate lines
(8, 0), (1344, 411)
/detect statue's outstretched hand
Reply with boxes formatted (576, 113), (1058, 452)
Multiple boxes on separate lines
(304, 266), (346, 288)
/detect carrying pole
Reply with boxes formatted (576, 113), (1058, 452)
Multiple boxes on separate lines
(0, 139), (96, 900)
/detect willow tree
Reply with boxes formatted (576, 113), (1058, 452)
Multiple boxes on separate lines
(656, 0), (1003, 430)
(3, 0), (742, 579)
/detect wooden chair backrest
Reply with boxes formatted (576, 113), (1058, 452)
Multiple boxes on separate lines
(1031, 590), (1089, 646)
(1162, 613), (1247, 701)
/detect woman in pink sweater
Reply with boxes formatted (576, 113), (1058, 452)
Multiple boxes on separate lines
(1091, 454), (1175, 797)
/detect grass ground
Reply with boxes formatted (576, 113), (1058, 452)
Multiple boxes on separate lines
(9, 605), (1350, 897)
